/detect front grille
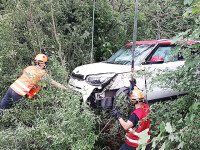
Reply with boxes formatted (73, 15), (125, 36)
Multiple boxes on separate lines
(71, 72), (84, 80)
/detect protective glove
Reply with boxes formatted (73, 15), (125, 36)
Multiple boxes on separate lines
(111, 106), (121, 119)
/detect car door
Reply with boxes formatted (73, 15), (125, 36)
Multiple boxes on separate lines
(143, 44), (185, 100)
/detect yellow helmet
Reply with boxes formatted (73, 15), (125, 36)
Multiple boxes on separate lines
(34, 53), (49, 64)
(130, 87), (145, 103)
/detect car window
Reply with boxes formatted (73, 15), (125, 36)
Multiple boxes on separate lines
(151, 46), (175, 62)
(107, 44), (154, 65)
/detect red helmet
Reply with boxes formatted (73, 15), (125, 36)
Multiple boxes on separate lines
(130, 87), (145, 103)
(34, 53), (49, 64)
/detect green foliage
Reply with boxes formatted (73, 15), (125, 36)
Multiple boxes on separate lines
(93, 0), (198, 62)
(184, 0), (200, 17)
(138, 0), (196, 39)
(150, 96), (200, 150)
(149, 44), (200, 149)
(148, 1), (200, 149)
(0, 59), (98, 150)
(0, 0), (93, 74)
(0, 0), (199, 149)
(93, 0), (132, 62)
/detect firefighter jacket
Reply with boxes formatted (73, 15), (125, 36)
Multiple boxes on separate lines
(10, 66), (46, 97)
(125, 103), (150, 148)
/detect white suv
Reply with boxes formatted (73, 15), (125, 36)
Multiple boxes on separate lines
(69, 39), (199, 109)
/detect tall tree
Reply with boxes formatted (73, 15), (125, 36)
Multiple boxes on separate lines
(149, 0), (200, 149)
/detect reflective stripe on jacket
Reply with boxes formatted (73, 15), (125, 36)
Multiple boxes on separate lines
(126, 103), (151, 148)
(10, 66), (46, 96)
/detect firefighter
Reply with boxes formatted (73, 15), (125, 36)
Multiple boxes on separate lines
(111, 86), (150, 150)
(0, 53), (67, 109)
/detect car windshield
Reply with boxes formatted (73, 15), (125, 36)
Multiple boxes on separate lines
(106, 44), (154, 65)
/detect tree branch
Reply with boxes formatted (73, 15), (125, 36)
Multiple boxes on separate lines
(50, 0), (63, 63)
(29, 0), (42, 54)
(29, 0), (37, 55)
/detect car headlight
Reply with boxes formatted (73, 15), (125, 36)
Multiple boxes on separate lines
(86, 73), (115, 86)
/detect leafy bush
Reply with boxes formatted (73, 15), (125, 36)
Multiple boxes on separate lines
(0, 59), (99, 150)
(150, 96), (200, 150)
(149, 29), (200, 150)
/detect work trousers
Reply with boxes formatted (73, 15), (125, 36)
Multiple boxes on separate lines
(0, 87), (23, 109)
(119, 143), (150, 150)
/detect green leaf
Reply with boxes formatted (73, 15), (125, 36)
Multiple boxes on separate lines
(165, 122), (173, 133)
(183, 7), (193, 17)
(160, 121), (165, 133)
(184, 0), (194, 5)
(178, 118), (183, 123)
(192, 7), (200, 14)
(170, 134), (181, 142)
(138, 130), (149, 145)
(190, 114), (195, 122)
(178, 141), (184, 149)
(152, 141), (156, 148)
(189, 102), (199, 111)
(160, 142), (166, 150)
(169, 134), (175, 141)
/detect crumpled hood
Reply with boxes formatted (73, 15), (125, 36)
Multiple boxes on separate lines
(72, 62), (138, 79)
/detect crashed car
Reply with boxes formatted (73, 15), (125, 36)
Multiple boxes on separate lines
(69, 39), (199, 109)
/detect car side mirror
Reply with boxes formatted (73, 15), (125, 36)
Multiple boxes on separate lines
(146, 56), (164, 64)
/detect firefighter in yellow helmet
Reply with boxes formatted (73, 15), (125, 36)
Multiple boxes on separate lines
(111, 86), (150, 150)
(0, 53), (67, 109)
